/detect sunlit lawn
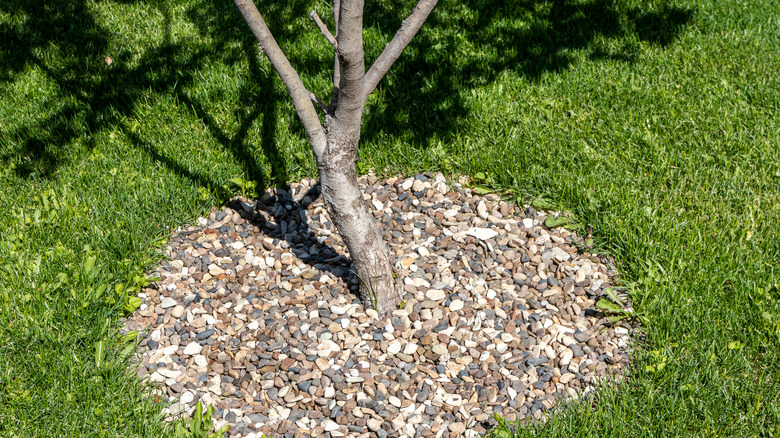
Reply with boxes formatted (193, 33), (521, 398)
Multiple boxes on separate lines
(1, 0), (778, 435)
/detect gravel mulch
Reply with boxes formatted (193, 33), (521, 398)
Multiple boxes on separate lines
(121, 173), (632, 438)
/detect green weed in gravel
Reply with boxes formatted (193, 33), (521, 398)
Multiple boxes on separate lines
(1, 0), (778, 436)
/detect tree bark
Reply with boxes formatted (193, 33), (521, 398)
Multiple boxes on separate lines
(317, 127), (400, 314)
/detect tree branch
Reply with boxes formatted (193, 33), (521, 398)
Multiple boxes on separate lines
(308, 89), (329, 113)
(309, 11), (338, 50)
(362, 0), (437, 105)
(233, 0), (327, 157)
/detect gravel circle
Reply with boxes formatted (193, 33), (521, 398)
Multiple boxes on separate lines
(122, 173), (632, 438)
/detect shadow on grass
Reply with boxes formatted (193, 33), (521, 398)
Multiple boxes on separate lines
(0, 0), (693, 182)
(0, 0), (288, 188)
(359, 0), (694, 148)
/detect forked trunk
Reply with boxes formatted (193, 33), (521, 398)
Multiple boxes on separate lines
(318, 129), (400, 315)
(233, 0), (437, 315)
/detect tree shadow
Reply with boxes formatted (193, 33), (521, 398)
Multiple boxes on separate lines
(0, 0), (111, 178)
(0, 0), (693, 184)
(0, 0), (289, 188)
(359, 0), (695, 148)
(629, 3), (694, 46)
(225, 183), (360, 300)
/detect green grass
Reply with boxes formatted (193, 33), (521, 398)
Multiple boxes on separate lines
(1, 0), (778, 436)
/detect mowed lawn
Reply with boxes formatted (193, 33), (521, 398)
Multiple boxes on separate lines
(1, 0), (778, 436)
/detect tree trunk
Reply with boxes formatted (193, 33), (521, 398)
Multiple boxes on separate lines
(317, 125), (400, 315)
(233, 0), (438, 315)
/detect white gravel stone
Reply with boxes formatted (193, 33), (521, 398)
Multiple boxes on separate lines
(207, 376), (222, 395)
(171, 305), (184, 318)
(193, 355), (208, 367)
(403, 343), (418, 355)
(444, 394), (463, 407)
(387, 341), (402, 355)
(559, 348), (574, 366)
(426, 289), (446, 301)
(465, 227), (498, 241)
(183, 343), (201, 355)
(323, 420), (339, 431)
(367, 418), (382, 431)
(317, 339), (340, 357)
(553, 247), (571, 262)
(560, 373), (575, 384)
(158, 368), (181, 379)
(180, 391), (194, 404)
(476, 200), (490, 219)
(449, 300), (464, 311)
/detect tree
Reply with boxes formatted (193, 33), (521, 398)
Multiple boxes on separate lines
(233, 0), (437, 315)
